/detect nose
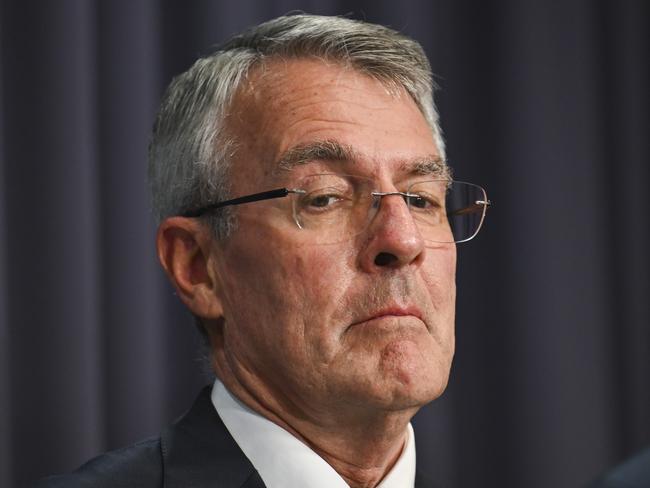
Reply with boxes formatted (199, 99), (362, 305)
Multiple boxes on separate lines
(358, 192), (425, 271)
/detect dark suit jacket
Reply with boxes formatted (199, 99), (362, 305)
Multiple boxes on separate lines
(34, 386), (438, 487)
(587, 447), (650, 488)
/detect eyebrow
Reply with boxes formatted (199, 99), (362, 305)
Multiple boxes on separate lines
(407, 156), (451, 179)
(276, 140), (357, 171)
(275, 139), (450, 179)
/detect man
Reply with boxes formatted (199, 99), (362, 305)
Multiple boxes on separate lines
(36, 14), (489, 488)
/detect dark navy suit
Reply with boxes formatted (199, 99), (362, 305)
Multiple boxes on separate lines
(588, 447), (650, 488)
(34, 386), (438, 488)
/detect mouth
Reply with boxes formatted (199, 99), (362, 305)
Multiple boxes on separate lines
(350, 305), (424, 327)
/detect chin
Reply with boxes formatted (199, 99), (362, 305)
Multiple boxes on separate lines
(374, 340), (452, 409)
(328, 331), (454, 411)
(380, 371), (450, 410)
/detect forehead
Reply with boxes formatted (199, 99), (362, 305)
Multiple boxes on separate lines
(226, 58), (439, 185)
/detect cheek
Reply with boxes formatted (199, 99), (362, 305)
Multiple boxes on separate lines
(422, 245), (457, 306)
(284, 244), (359, 357)
(420, 246), (456, 351)
(219, 233), (355, 360)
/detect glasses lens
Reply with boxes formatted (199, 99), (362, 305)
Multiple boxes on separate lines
(291, 174), (374, 242)
(289, 175), (487, 244)
(408, 180), (487, 243)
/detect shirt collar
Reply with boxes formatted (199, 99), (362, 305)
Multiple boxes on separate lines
(211, 379), (416, 488)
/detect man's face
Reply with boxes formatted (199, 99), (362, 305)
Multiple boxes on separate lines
(210, 59), (456, 417)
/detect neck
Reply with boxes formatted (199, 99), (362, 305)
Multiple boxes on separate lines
(301, 420), (410, 488)
(212, 349), (416, 488)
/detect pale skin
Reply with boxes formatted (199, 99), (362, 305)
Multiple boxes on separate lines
(157, 58), (456, 488)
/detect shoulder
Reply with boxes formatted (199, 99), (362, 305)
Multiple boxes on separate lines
(32, 436), (162, 488)
(415, 468), (443, 488)
(31, 386), (260, 488)
(588, 447), (650, 488)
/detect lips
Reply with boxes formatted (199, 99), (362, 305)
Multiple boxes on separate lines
(350, 305), (423, 327)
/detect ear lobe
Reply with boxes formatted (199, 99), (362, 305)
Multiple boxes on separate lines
(156, 217), (224, 319)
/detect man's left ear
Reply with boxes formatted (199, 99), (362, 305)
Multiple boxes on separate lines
(155, 217), (224, 319)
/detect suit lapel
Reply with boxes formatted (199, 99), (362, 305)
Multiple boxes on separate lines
(414, 468), (439, 488)
(161, 386), (439, 488)
(240, 471), (267, 488)
(161, 386), (266, 488)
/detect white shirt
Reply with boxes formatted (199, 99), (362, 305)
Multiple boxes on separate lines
(211, 380), (416, 488)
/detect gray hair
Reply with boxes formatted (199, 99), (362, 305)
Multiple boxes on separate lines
(148, 14), (446, 239)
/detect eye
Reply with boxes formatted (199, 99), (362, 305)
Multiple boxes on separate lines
(308, 194), (341, 208)
(406, 193), (441, 211)
(407, 194), (430, 209)
(297, 186), (351, 214)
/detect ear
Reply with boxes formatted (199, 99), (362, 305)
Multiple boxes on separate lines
(156, 217), (224, 319)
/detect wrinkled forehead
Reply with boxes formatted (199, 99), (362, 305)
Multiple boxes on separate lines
(224, 58), (440, 187)
(233, 56), (410, 108)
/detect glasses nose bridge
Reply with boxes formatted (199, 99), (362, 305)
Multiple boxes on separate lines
(370, 190), (411, 210)
(367, 190), (416, 226)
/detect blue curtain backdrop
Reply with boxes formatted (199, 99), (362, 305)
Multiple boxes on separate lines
(1, 1), (648, 487)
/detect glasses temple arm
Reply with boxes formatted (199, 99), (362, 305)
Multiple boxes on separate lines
(449, 200), (491, 217)
(182, 188), (290, 218)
